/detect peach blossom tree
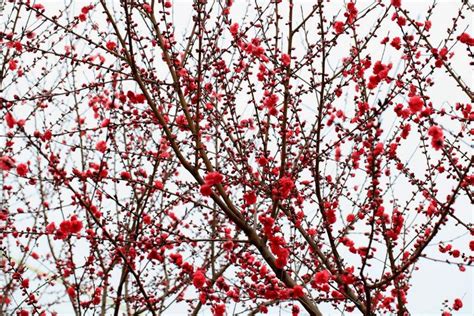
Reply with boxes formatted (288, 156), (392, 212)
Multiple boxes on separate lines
(0, 0), (472, 315)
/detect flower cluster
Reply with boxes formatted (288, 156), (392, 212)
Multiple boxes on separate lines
(200, 171), (224, 196)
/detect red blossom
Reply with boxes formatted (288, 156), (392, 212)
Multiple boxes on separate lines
(193, 270), (206, 289)
(390, 37), (401, 50)
(367, 61), (392, 89)
(276, 176), (295, 199)
(346, 214), (355, 222)
(32, 4), (45, 10)
(458, 33), (474, 46)
(143, 3), (152, 13)
(169, 253), (183, 266)
(5, 112), (16, 128)
(391, 0), (401, 7)
(243, 191), (257, 205)
(154, 180), (164, 190)
(204, 171), (224, 185)
(314, 270), (331, 284)
(292, 285), (305, 298)
(408, 96), (424, 113)
(8, 60), (18, 71)
(213, 304), (226, 316)
(67, 286), (76, 298)
(69, 216), (83, 233)
(200, 184), (213, 196)
(230, 23), (239, 36)
(428, 125), (444, 150)
(333, 21), (344, 34)
(453, 298), (463, 311)
(263, 93), (279, 115)
(0, 156), (15, 171)
(45, 222), (56, 234)
(95, 140), (107, 153)
(280, 53), (291, 66)
(292, 304), (300, 316)
(16, 163), (28, 177)
(106, 41), (117, 50)
(21, 279), (29, 288)
(345, 2), (358, 24)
